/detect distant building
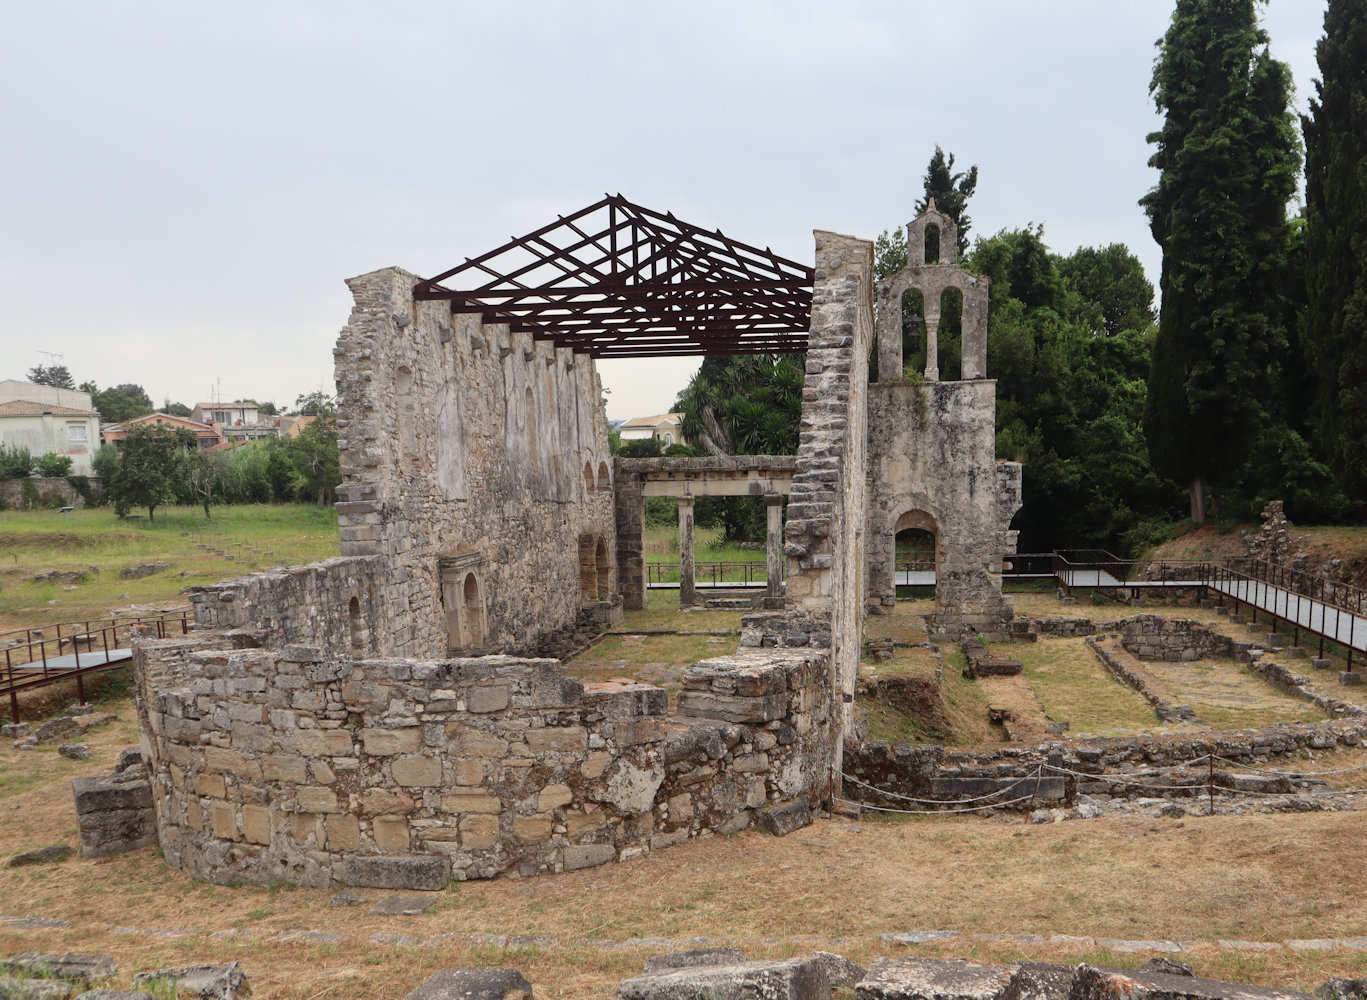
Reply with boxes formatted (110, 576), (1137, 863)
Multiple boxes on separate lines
(189, 402), (283, 444)
(102, 413), (220, 450)
(618, 412), (687, 448)
(0, 380), (102, 474)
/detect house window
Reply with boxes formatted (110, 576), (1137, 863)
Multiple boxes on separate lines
(211, 411), (230, 424)
(67, 424), (88, 442)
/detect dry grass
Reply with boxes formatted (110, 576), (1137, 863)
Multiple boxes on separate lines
(4, 722), (1367, 998)
(1012, 638), (1160, 737)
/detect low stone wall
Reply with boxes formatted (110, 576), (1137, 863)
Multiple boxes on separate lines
(1245, 657), (1367, 719)
(185, 556), (386, 656)
(1030, 617), (1098, 637)
(843, 717), (1367, 809)
(1120, 615), (1232, 662)
(0, 475), (100, 509)
(1087, 638), (1198, 724)
(133, 626), (834, 888)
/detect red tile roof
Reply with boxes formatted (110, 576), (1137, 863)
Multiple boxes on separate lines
(0, 400), (100, 418)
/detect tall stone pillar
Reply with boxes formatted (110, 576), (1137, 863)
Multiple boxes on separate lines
(614, 469), (646, 609)
(678, 494), (696, 607)
(923, 317), (940, 382)
(765, 493), (784, 608)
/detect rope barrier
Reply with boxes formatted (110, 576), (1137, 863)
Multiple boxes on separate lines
(838, 767), (1043, 806)
(834, 792), (1039, 816)
(1211, 754), (1367, 778)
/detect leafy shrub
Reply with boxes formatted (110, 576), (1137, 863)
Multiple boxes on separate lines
(34, 452), (73, 476)
(0, 444), (33, 479)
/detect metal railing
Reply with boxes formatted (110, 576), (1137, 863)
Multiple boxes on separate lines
(2, 609), (192, 722)
(647, 561), (770, 586)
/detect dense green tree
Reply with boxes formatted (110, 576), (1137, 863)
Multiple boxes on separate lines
(294, 391), (336, 417)
(1302, 0), (1367, 501)
(34, 453), (73, 476)
(107, 423), (197, 521)
(674, 355), (803, 456)
(1056, 244), (1156, 337)
(27, 364), (74, 389)
(162, 401), (192, 418)
(617, 437), (664, 458)
(287, 415), (341, 507)
(1140, 0), (1301, 523)
(915, 144), (978, 260)
(82, 381), (155, 423)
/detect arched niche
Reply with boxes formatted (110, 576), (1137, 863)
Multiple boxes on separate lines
(894, 509), (939, 593)
(595, 537), (611, 599)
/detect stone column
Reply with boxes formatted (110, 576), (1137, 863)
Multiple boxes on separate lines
(923, 318), (940, 382)
(678, 494), (696, 607)
(614, 469), (646, 609)
(765, 493), (785, 608)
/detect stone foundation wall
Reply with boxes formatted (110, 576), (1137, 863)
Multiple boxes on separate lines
(133, 629), (834, 888)
(331, 267), (616, 659)
(1120, 616), (1232, 662)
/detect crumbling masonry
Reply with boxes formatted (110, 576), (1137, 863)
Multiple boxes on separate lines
(132, 208), (1019, 887)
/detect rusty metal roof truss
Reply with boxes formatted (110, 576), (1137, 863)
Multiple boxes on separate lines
(413, 195), (813, 358)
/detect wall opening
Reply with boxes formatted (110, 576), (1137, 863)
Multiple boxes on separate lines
(348, 596), (365, 657)
(595, 537), (611, 599)
(899, 289), (926, 376)
(597, 461), (610, 490)
(583, 462), (595, 495)
(937, 287), (963, 381)
(924, 223), (942, 265)
(462, 573), (484, 648)
(578, 533), (597, 600)
(894, 510), (938, 595)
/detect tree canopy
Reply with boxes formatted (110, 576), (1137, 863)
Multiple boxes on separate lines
(1140, 0), (1301, 523)
(27, 364), (74, 389)
(82, 381), (156, 423)
(1302, 0), (1367, 502)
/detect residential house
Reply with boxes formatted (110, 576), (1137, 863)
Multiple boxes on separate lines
(102, 412), (221, 450)
(189, 402), (281, 444)
(618, 412), (688, 448)
(0, 380), (102, 474)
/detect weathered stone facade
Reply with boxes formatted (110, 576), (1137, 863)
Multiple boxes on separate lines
(332, 267), (619, 657)
(1120, 616), (1234, 662)
(867, 206), (1022, 636)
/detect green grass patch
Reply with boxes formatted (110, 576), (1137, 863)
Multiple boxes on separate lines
(0, 505), (339, 630)
(1012, 637), (1158, 736)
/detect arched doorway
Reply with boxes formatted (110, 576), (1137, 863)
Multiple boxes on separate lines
(894, 509), (938, 594)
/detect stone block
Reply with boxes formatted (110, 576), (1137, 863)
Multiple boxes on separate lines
(132, 962), (250, 999)
(294, 728), (354, 756)
(583, 681), (668, 720)
(1312, 658), (1333, 670)
(526, 727), (588, 753)
(204, 747), (249, 776)
(361, 788), (416, 815)
(291, 812), (322, 845)
(295, 786), (339, 813)
(210, 802), (238, 840)
(537, 784), (573, 811)
(402, 968), (533, 1000)
(458, 730), (508, 758)
(756, 801), (812, 836)
(392, 756), (442, 787)
(363, 728), (422, 755)
(856, 957), (1018, 1000)
(676, 690), (786, 724)
(459, 814), (500, 850)
(465, 686), (511, 713)
(192, 774), (227, 799)
(644, 949), (747, 973)
(325, 814), (361, 852)
(1341, 672), (1363, 686)
(513, 814), (552, 845)
(562, 843), (615, 871)
(241, 805), (271, 845)
(442, 791), (502, 814)
(0, 978), (73, 999)
(373, 816), (411, 852)
(1000, 963), (1075, 1000)
(2, 953), (116, 985)
(1069, 966), (1314, 1000)
(343, 854), (450, 891)
(619, 956), (829, 1000)
(70, 776), (153, 814)
(71, 991), (155, 1000)
(260, 755), (310, 783)
(566, 810), (606, 837)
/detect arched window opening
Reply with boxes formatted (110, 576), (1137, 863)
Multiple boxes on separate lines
(595, 538), (611, 600)
(462, 573), (484, 648)
(924, 223), (942, 265)
(583, 462), (595, 495)
(937, 287), (964, 381)
(597, 461), (610, 490)
(899, 288), (926, 377)
(348, 596), (366, 657)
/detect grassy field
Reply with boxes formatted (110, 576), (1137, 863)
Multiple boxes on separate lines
(0, 505), (340, 632)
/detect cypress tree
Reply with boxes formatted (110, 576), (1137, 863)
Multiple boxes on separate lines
(1140, 0), (1300, 523)
(1302, 0), (1367, 500)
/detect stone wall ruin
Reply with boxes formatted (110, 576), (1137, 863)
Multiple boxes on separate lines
(132, 210), (1023, 887)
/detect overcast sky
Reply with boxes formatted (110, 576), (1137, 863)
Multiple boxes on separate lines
(0, 1), (1328, 422)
